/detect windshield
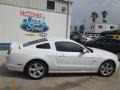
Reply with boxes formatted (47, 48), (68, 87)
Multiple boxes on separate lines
(23, 38), (48, 47)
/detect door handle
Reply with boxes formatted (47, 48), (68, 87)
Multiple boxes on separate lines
(59, 54), (65, 57)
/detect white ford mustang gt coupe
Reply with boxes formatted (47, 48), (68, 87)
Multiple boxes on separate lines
(6, 38), (120, 79)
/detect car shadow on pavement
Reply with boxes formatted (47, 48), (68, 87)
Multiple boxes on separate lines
(0, 63), (29, 79)
(0, 63), (97, 80)
(48, 73), (97, 77)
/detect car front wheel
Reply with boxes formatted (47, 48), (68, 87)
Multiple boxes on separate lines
(98, 61), (115, 77)
(25, 61), (48, 80)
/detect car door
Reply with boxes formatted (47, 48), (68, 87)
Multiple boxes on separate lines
(95, 38), (118, 52)
(102, 39), (117, 52)
(95, 38), (109, 50)
(55, 41), (97, 72)
(106, 39), (120, 53)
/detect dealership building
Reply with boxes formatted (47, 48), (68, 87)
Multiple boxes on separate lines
(0, 0), (72, 50)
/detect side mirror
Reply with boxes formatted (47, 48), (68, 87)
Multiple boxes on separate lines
(83, 49), (88, 53)
(80, 49), (88, 54)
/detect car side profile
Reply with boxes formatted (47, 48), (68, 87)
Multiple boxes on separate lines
(6, 38), (120, 79)
(85, 37), (120, 59)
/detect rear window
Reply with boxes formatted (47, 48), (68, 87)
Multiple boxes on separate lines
(23, 38), (48, 47)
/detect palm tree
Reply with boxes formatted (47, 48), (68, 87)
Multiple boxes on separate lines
(90, 12), (98, 23)
(102, 10), (108, 23)
(79, 24), (85, 35)
(90, 12), (98, 32)
(74, 26), (78, 34)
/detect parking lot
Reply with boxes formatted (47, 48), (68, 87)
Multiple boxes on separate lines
(0, 51), (120, 90)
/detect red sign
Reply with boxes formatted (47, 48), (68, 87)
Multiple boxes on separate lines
(20, 10), (42, 18)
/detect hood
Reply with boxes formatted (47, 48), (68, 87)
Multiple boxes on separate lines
(90, 47), (118, 61)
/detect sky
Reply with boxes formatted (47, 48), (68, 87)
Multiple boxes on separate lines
(71, 0), (120, 28)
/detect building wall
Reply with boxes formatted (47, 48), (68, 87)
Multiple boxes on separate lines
(94, 24), (119, 33)
(0, 0), (72, 50)
(0, 4), (70, 43)
(0, 0), (72, 14)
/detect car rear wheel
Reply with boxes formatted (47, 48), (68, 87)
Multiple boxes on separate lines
(98, 61), (115, 77)
(25, 61), (48, 80)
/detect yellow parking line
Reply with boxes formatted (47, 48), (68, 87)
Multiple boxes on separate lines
(11, 79), (16, 90)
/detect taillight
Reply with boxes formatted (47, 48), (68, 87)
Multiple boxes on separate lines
(7, 49), (11, 55)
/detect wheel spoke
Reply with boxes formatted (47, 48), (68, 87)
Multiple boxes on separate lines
(29, 68), (36, 72)
(38, 66), (44, 71)
(33, 71), (37, 77)
(106, 63), (110, 68)
(37, 71), (43, 76)
(107, 67), (113, 71)
(34, 64), (38, 69)
(101, 69), (106, 73)
(106, 69), (111, 75)
(101, 65), (106, 70)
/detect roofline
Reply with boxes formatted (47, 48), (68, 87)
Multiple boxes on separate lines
(55, 0), (73, 3)
(94, 23), (119, 25)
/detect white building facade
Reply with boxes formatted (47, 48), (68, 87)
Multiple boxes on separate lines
(91, 23), (119, 33)
(0, 0), (72, 43)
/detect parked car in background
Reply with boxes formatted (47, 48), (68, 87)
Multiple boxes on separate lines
(105, 35), (120, 40)
(113, 35), (120, 40)
(100, 30), (120, 36)
(85, 37), (120, 59)
(80, 34), (99, 44)
(6, 38), (120, 79)
(70, 32), (82, 42)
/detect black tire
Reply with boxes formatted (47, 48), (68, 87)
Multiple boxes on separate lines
(98, 61), (115, 77)
(25, 61), (48, 80)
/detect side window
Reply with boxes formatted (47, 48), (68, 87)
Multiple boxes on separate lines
(36, 43), (50, 49)
(55, 41), (83, 52)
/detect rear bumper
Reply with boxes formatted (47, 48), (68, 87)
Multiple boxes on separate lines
(6, 63), (24, 72)
(6, 55), (24, 72)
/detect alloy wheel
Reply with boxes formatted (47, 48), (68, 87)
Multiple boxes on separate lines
(99, 61), (115, 76)
(28, 63), (45, 79)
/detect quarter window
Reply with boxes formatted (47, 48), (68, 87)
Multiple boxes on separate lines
(55, 41), (83, 52)
(36, 43), (50, 49)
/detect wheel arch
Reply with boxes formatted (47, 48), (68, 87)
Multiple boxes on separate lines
(24, 59), (49, 72)
(98, 59), (116, 72)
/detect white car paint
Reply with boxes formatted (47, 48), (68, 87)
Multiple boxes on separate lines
(6, 38), (120, 74)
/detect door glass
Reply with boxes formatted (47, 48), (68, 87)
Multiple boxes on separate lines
(55, 41), (83, 52)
